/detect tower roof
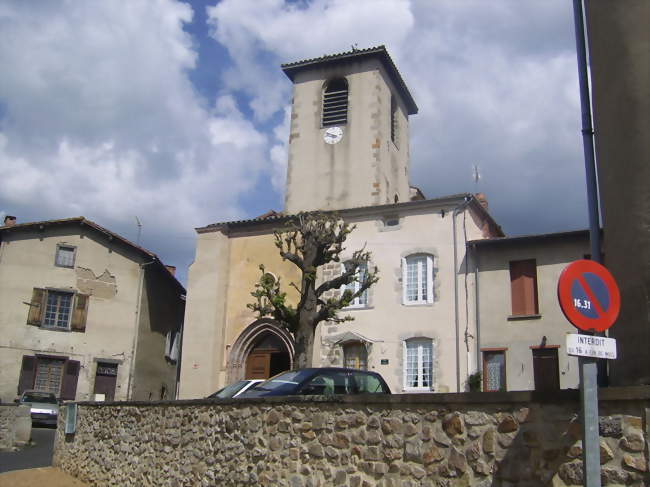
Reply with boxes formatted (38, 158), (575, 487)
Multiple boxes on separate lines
(281, 45), (418, 115)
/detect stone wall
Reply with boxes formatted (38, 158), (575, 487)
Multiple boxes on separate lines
(53, 388), (650, 486)
(0, 404), (31, 451)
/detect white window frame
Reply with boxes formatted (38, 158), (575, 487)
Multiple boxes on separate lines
(403, 338), (434, 391)
(402, 254), (434, 305)
(55, 244), (76, 268)
(341, 262), (369, 309)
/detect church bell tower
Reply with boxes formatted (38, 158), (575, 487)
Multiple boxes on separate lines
(281, 46), (418, 213)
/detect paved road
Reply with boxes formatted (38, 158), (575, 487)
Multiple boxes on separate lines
(0, 427), (56, 473)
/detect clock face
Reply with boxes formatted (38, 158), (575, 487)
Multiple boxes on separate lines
(323, 126), (343, 144)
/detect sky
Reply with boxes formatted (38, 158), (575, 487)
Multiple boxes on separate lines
(0, 0), (588, 286)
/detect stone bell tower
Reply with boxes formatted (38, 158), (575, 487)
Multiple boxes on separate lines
(281, 45), (418, 213)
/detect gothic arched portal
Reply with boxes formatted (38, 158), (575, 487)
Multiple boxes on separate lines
(227, 319), (294, 383)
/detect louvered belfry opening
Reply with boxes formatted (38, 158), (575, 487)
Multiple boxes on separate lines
(322, 78), (348, 126)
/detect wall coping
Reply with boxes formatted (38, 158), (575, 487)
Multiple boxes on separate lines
(70, 385), (650, 408)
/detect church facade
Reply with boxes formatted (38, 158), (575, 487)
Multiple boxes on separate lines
(179, 46), (502, 398)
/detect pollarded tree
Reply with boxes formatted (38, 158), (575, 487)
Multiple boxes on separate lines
(247, 212), (378, 368)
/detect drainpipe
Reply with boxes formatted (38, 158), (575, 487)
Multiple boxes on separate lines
(472, 244), (481, 374)
(126, 259), (155, 400)
(452, 196), (472, 392)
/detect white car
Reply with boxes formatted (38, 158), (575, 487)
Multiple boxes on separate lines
(17, 390), (59, 426)
(206, 379), (264, 399)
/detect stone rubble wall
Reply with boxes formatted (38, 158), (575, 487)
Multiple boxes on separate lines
(53, 388), (650, 486)
(0, 404), (31, 451)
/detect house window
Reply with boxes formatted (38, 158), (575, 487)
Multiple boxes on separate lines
(55, 244), (76, 268)
(509, 259), (539, 316)
(18, 355), (80, 399)
(342, 261), (369, 307)
(27, 288), (89, 332)
(482, 350), (506, 392)
(404, 338), (433, 390)
(391, 94), (399, 146)
(402, 254), (434, 304)
(165, 331), (180, 363)
(44, 291), (73, 329)
(322, 78), (348, 126)
(343, 342), (368, 370)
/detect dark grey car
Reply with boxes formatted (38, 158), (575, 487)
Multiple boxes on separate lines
(238, 368), (391, 398)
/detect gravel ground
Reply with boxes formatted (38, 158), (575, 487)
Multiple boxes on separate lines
(0, 467), (89, 487)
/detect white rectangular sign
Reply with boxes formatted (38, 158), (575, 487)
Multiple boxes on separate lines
(566, 334), (617, 359)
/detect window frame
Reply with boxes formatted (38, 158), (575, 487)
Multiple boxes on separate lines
(341, 261), (369, 309)
(482, 349), (507, 392)
(43, 290), (74, 330)
(27, 288), (89, 332)
(55, 244), (76, 268)
(402, 254), (434, 305)
(403, 338), (434, 392)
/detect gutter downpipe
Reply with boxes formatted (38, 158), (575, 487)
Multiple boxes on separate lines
(473, 244), (481, 374)
(126, 259), (155, 400)
(452, 196), (472, 392)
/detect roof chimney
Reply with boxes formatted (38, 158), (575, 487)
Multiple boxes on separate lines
(474, 193), (488, 210)
(165, 265), (176, 276)
(3, 215), (16, 227)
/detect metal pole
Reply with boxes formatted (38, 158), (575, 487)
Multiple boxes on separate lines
(572, 1), (602, 485)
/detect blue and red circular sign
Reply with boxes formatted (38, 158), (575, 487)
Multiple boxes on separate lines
(558, 260), (620, 332)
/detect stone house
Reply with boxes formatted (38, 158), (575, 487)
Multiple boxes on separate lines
(0, 215), (185, 403)
(179, 46), (503, 398)
(469, 230), (593, 392)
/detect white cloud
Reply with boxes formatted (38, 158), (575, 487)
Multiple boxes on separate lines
(0, 0), (273, 280)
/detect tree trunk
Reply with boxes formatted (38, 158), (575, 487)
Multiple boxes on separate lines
(294, 320), (315, 369)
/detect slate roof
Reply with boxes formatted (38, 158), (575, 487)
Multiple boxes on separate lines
(468, 229), (590, 247)
(281, 45), (418, 115)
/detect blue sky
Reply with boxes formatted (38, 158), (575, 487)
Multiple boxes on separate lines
(0, 1), (587, 285)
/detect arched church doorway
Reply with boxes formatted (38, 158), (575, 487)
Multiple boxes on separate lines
(228, 320), (294, 383)
(245, 333), (291, 379)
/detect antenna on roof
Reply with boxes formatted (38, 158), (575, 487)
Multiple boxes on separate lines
(472, 164), (481, 186)
(135, 216), (142, 245)
(351, 43), (359, 52)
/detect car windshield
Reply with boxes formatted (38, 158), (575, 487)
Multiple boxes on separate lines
(211, 381), (250, 399)
(252, 370), (314, 393)
(22, 392), (57, 403)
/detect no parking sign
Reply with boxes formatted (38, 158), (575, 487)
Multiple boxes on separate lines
(558, 259), (620, 332)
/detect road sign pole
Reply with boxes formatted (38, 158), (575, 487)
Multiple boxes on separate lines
(579, 357), (601, 486)
(572, 0), (603, 484)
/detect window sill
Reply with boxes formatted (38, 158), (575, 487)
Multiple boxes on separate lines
(40, 326), (71, 332)
(403, 388), (434, 393)
(403, 302), (433, 307)
(343, 305), (373, 311)
(507, 314), (542, 321)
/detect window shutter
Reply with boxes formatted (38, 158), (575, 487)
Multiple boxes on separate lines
(401, 257), (407, 304)
(27, 288), (46, 326)
(510, 260), (538, 315)
(60, 360), (80, 400)
(71, 294), (89, 332)
(18, 355), (36, 394)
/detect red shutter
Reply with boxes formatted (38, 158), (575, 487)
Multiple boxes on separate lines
(18, 356), (37, 394)
(60, 360), (80, 400)
(509, 260), (538, 316)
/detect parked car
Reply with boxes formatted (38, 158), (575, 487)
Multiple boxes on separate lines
(237, 368), (391, 398)
(207, 379), (264, 399)
(16, 390), (59, 427)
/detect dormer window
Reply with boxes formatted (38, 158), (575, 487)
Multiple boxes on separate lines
(322, 78), (348, 126)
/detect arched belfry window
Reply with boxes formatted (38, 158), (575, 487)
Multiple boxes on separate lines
(322, 78), (348, 126)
